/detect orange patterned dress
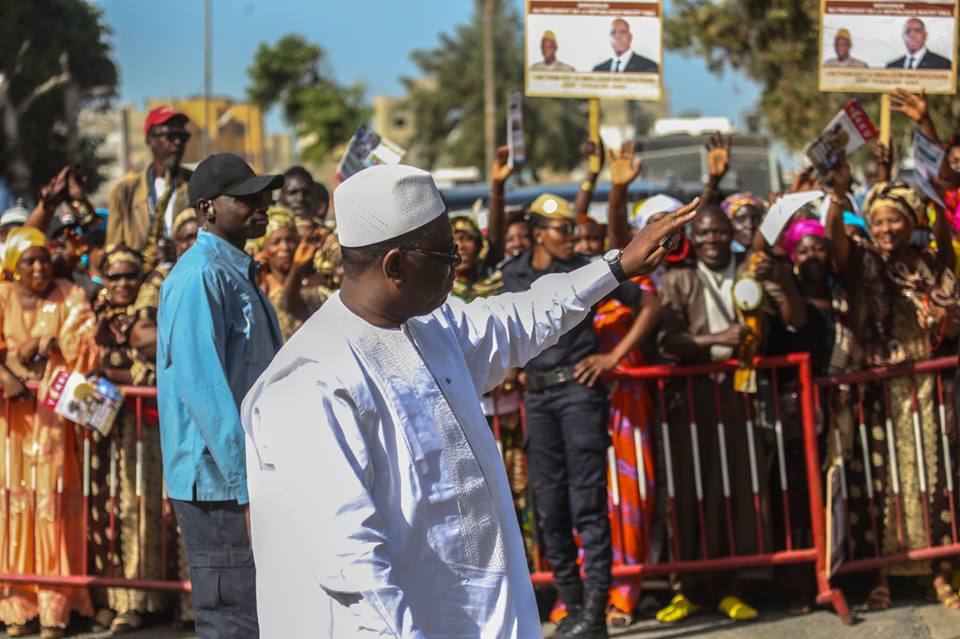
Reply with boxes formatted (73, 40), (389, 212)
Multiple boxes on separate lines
(0, 280), (97, 629)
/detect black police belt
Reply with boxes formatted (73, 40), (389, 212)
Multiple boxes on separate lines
(525, 365), (577, 393)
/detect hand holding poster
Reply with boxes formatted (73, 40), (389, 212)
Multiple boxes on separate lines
(819, 0), (959, 94)
(760, 190), (826, 246)
(42, 370), (123, 436)
(336, 124), (406, 182)
(805, 99), (878, 175)
(525, 0), (663, 100)
(913, 130), (947, 207)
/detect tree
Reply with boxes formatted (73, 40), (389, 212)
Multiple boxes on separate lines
(0, 0), (117, 198)
(404, 3), (588, 178)
(247, 34), (368, 164)
(665, 0), (960, 152)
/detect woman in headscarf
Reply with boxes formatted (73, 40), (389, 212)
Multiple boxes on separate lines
(0, 227), (97, 638)
(722, 192), (766, 253)
(826, 166), (960, 610)
(88, 246), (173, 634)
(249, 206), (330, 341)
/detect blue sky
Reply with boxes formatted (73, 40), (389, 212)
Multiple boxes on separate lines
(96, 0), (761, 133)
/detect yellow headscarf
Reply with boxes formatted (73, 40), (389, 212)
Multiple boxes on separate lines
(864, 181), (924, 228)
(172, 208), (198, 234)
(2, 226), (47, 275)
(103, 245), (143, 271)
(246, 206), (297, 256)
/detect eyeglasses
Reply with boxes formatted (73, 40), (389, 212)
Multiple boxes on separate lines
(402, 244), (463, 267)
(543, 222), (576, 236)
(106, 272), (141, 282)
(150, 130), (191, 143)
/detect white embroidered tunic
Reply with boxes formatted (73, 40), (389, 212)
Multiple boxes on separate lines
(241, 259), (618, 638)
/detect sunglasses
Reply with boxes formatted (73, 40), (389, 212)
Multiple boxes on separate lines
(543, 222), (576, 236)
(106, 272), (141, 282)
(402, 244), (463, 267)
(150, 130), (191, 143)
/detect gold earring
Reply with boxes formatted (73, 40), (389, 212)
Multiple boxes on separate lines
(537, 238), (544, 245)
(13, 273), (20, 281)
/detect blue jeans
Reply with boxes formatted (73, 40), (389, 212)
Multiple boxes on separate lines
(173, 500), (258, 638)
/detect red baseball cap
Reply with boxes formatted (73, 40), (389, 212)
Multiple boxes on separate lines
(144, 105), (188, 135)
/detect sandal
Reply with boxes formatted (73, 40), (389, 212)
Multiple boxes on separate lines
(5, 620), (39, 637)
(110, 611), (144, 635)
(935, 578), (960, 610)
(718, 595), (759, 621)
(656, 593), (700, 623)
(606, 606), (633, 627)
(864, 584), (892, 610)
(40, 627), (66, 639)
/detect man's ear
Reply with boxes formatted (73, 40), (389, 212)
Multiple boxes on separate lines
(197, 199), (214, 224)
(382, 248), (404, 283)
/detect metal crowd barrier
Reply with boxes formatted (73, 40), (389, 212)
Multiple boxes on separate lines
(517, 353), (854, 624)
(0, 384), (189, 593)
(814, 356), (960, 592)
(2, 354), (955, 626)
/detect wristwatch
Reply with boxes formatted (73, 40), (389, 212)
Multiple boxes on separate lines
(603, 248), (628, 283)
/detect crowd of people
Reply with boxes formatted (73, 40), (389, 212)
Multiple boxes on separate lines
(0, 89), (955, 638)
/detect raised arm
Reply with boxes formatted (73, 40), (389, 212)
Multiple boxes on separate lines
(701, 132), (731, 208)
(607, 141), (642, 250)
(890, 89), (940, 146)
(574, 139), (604, 217)
(448, 200), (698, 394)
(279, 230), (322, 321)
(823, 159), (853, 273)
(486, 145), (513, 267)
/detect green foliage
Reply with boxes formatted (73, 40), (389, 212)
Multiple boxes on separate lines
(665, 0), (960, 152)
(247, 34), (368, 163)
(0, 0), (117, 195)
(404, 4), (588, 178)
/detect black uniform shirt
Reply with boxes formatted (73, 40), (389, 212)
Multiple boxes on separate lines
(501, 251), (641, 374)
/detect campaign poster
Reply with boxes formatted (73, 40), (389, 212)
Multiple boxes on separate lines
(819, 0), (959, 94)
(524, 0), (663, 100)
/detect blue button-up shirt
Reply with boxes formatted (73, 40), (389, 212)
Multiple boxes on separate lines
(157, 230), (281, 504)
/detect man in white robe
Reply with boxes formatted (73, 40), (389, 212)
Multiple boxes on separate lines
(240, 164), (696, 638)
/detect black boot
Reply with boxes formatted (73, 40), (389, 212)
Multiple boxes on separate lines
(555, 581), (583, 635)
(556, 588), (609, 639)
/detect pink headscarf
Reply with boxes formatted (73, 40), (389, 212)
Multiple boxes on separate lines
(780, 218), (824, 263)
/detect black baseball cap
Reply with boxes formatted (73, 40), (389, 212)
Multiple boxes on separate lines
(188, 154), (284, 207)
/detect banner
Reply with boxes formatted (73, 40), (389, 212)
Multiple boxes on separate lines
(805, 99), (878, 175)
(819, 0), (959, 93)
(914, 130), (947, 207)
(524, 0), (663, 100)
(336, 124), (406, 182)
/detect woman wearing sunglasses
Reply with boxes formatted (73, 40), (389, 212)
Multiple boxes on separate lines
(89, 246), (171, 634)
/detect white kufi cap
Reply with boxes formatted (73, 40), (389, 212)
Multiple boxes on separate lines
(334, 164), (446, 248)
(631, 194), (683, 230)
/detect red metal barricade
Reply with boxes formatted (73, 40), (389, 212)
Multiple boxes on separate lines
(815, 356), (960, 589)
(515, 353), (854, 624)
(0, 383), (189, 593)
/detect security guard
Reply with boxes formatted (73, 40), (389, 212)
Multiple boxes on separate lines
(502, 194), (640, 639)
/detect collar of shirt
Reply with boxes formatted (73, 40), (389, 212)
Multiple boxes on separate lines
(612, 50), (633, 71)
(195, 229), (260, 281)
(906, 46), (928, 67)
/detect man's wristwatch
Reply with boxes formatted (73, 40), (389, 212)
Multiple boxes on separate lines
(603, 249), (628, 283)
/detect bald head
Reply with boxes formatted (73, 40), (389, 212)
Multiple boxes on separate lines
(903, 18), (927, 54)
(610, 18), (633, 56)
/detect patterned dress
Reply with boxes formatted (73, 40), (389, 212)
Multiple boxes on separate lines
(593, 278), (657, 618)
(90, 294), (172, 615)
(844, 240), (960, 575)
(0, 280), (96, 629)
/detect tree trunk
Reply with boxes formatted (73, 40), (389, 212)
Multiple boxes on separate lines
(482, 0), (496, 180)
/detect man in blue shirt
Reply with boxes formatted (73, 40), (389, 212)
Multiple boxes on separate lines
(158, 153), (283, 638)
